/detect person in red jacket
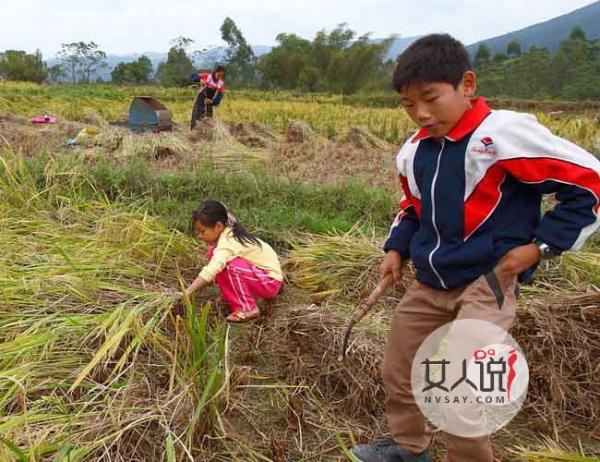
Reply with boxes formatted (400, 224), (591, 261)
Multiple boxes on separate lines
(190, 65), (226, 129)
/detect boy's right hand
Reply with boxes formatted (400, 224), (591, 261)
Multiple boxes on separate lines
(380, 250), (403, 284)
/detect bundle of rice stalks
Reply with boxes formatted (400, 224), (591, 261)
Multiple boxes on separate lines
(121, 132), (189, 160)
(189, 117), (238, 145)
(285, 227), (389, 300)
(512, 289), (600, 426)
(83, 109), (110, 128)
(211, 117), (242, 145)
(229, 121), (282, 148)
(95, 127), (124, 150)
(0, 149), (229, 460)
(345, 126), (392, 150)
(271, 304), (388, 419)
(511, 435), (600, 461)
(190, 118), (273, 172)
(557, 251), (600, 287)
(286, 120), (318, 143)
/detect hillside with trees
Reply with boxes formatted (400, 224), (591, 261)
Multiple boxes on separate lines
(2, 12), (599, 100)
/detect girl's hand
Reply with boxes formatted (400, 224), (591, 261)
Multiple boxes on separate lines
(205, 98), (213, 105)
(495, 244), (541, 277)
(184, 275), (209, 299)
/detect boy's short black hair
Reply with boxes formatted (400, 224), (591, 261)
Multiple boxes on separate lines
(392, 34), (472, 92)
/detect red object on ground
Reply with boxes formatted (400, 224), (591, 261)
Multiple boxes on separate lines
(30, 115), (57, 124)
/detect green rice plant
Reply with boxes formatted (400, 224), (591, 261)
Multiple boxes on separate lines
(0, 148), (228, 460)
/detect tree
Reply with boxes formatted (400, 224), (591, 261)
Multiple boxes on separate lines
(570, 25), (587, 41)
(0, 49), (47, 82)
(561, 59), (600, 99)
(171, 37), (194, 51)
(328, 33), (393, 94)
(156, 38), (194, 87)
(492, 53), (508, 63)
(508, 47), (552, 98)
(474, 44), (491, 67)
(549, 30), (592, 96)
(57, 41), (107, 83)
(47, 64), (64, 83)
(258, 25), (394, 93)
(473, 29), (599, 100)
(80, 43), (107, 83)
(258, 33), (312, 89)
(111, 56), (153, 84)
(312, 24), (355, 76)
(298, 66), (322, 92)
(506, 40), (521, 57)
(220, 17), (256, 85)
(57, 44), (80, 84)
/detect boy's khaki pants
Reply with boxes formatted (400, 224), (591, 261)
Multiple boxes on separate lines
(382, 271), (518, 462)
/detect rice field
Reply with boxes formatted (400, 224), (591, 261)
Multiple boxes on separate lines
(1, 82), (599, 152)
(0, 81), (599, 461)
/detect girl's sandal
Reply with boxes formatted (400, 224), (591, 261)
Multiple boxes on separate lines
(226, 309), (259, 323)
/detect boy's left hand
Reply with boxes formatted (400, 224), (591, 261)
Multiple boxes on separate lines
(495, 244), (541, 277)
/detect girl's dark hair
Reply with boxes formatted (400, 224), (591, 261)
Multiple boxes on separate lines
(392, 34), (472, 92)
(213, 65), (227, 76)
(192, 200), (260, 247)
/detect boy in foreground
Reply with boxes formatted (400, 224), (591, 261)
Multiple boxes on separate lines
(351, 34), (600, 462)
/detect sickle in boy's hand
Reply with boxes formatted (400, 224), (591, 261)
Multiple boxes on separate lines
(339, 273), (394, 361)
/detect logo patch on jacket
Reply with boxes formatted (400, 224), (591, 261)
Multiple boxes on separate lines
(470, 137), (497, 156)
(481, 136), (494, 147)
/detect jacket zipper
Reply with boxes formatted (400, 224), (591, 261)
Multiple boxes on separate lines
(428, 139), (448, 289)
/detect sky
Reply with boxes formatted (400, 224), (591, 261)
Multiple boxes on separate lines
(1, 0), (597, 57)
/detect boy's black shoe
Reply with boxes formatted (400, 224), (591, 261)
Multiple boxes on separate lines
(351, 437), (432, 462)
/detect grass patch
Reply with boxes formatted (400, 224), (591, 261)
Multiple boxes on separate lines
(26, 154), (396, 246)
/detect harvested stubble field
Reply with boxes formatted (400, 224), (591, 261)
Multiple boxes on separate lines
(0, 81), (599, 462)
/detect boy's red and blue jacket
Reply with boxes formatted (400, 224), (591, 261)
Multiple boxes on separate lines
(384, 97), (600, 289)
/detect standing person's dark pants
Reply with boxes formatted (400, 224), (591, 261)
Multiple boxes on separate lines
(190, 91), (213, 129)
